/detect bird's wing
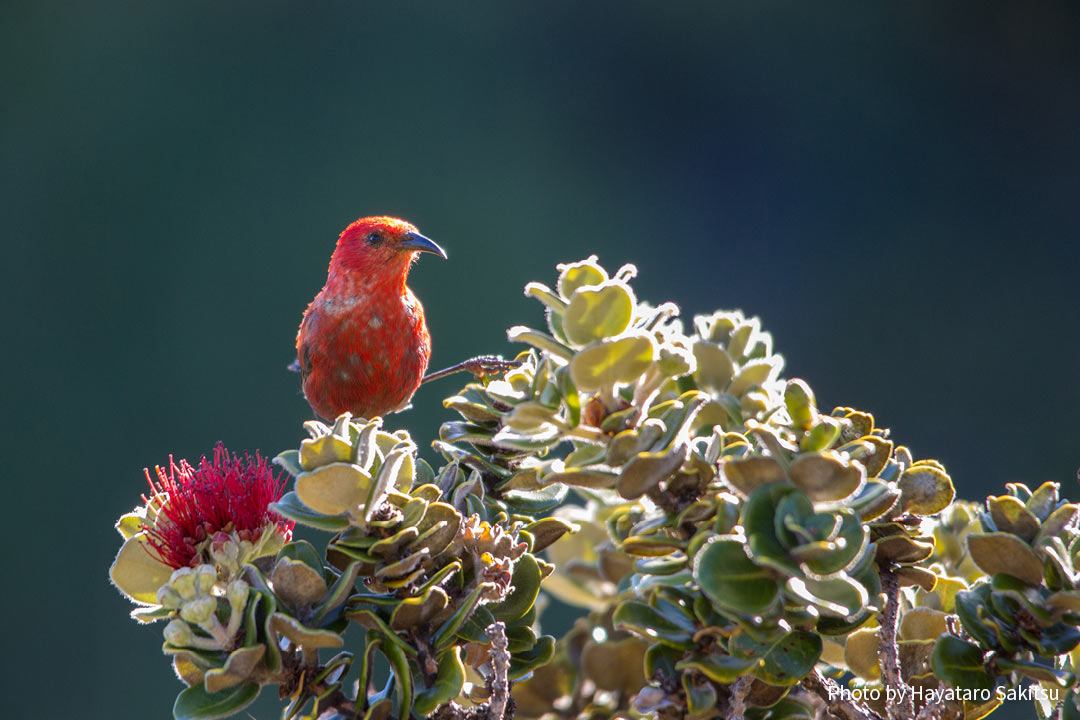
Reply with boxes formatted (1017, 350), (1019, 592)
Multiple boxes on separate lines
(295, 305), (321, 385)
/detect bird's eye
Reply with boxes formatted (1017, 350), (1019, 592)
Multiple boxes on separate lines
(366, 231), (383, 246)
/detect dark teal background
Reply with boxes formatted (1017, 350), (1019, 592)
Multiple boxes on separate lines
(3, 2), (1078, 718)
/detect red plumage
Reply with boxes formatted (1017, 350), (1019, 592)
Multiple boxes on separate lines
(296, 216), (446, 420)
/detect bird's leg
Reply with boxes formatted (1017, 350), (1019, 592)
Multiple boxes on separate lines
(421, 355), (521, 384)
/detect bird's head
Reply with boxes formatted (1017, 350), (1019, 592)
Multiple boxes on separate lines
(328, 216), (446, 282)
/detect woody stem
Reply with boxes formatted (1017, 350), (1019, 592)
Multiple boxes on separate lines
(879, 570), (914, 720)
(485, 621), (511, 720)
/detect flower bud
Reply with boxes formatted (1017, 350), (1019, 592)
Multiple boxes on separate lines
(170, 567), (197, 600)
(194, 564), (217, 594)
(227, 579), (250, 613)
(157, 584), (183, 609)
(236, 539), (255, 562)
(180, 595), (218, 625)
(210, 533), (240, 569)
(164, 619), (193, 647)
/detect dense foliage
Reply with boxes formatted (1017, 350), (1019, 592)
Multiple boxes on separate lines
(111, 257), (1080, 720)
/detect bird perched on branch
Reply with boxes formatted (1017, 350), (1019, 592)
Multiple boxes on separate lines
(295, 216), (517, 421)
(296, 216), (447, 420)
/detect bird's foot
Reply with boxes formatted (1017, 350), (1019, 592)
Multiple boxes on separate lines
(422, 355), (521, 384)
(461, 355), (522, 378)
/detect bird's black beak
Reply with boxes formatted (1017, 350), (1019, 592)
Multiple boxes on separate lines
(400, 231), (447, 259)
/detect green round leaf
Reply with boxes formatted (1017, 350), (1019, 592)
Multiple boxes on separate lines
(524, 281), (569, 313)
(569, 332), (657, 392)
(489, 553), (542, 622)
(540, 467), (619, 489)
(683, 673), (719, 714)
(617, 442), (689, 498)
(524, 517), (577, 553)
(269, 491), (351, 531)
(691, 341), (735, 394)
(607, 420), (665, 465)
(115, 511), (145, 540)
(299, 434), (353, 471)
(501, 483), (571, 513)
(799, 419), (841, 453)
(507, 326), (575, 360)
(802, 511), (868, 576)
(390, 587), (449, 631)
(729, 629), (823, 686)
(996, 657), (1073, 686)
(741, 484), (803, 576)
(412, 646), (466, 716)
(849, 480), (901, 521)
(899, 607), (950, 642)
(722, 456), (786, 496)
(788, 452), (865, 502)
(109, 534), (174, 605)
(784, 379), (816, 430)
(556, 256), (608, 298)
(954, 585), (997, 650)
(860, 436), (894, 478)
(268, 613), (344, 649)
(1036, 503), (1080, 548)
(612, 600), (695, 649)
(504, 401), (560, 431)
(898, 465), (955, 516)
(785, 573), (867, 619)
(930, 635), (994, 694)
(508, 635), (556, 679)
(843, 628), (881, 680)
(966, 532), (1044, 585)
(728, 357), (782, 397)
(987, 495), (1039, 543)
(581, 637), (649, 694)
(621, 533), (685, 557)
(874, 534), (934, 565)
(694, 537), (780, 617)
(173, 682), (260, 720)
(894, 566), (938, 592)
(562, 280), (635, 346)
(270, 556), (329, 610)
(294, 463), (372, 517)
(676, 653), (756, 684)
(203, 646), (266, 694)
(1025, 481), (1060, 522)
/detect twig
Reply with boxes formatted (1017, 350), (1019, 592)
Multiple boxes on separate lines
(802, 669), (885, 720)
(728, 676), (752, 720)
(485, 621), (511, 720)
(914, 696), (946, 720)
(878, 571), (915, 720)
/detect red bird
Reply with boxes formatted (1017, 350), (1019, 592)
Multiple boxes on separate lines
(296, 216), (446, 420)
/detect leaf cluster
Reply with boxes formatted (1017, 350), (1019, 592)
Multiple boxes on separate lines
(111, 256), (1080, 720)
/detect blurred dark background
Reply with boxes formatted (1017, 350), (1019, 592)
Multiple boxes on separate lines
(3, 1), (1078, 717)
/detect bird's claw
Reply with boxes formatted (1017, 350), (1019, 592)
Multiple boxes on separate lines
(463, 355), (521, 379)
(421, 355), (522, 385)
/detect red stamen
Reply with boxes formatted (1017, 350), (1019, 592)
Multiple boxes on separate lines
(141, 443), (294, 569)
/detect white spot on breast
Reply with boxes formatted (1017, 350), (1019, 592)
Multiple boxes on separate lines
(369, 314), (383, 329)
(322, 288), (371, 311)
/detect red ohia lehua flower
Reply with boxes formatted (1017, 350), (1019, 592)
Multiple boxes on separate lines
(142, 442), (294, 569)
